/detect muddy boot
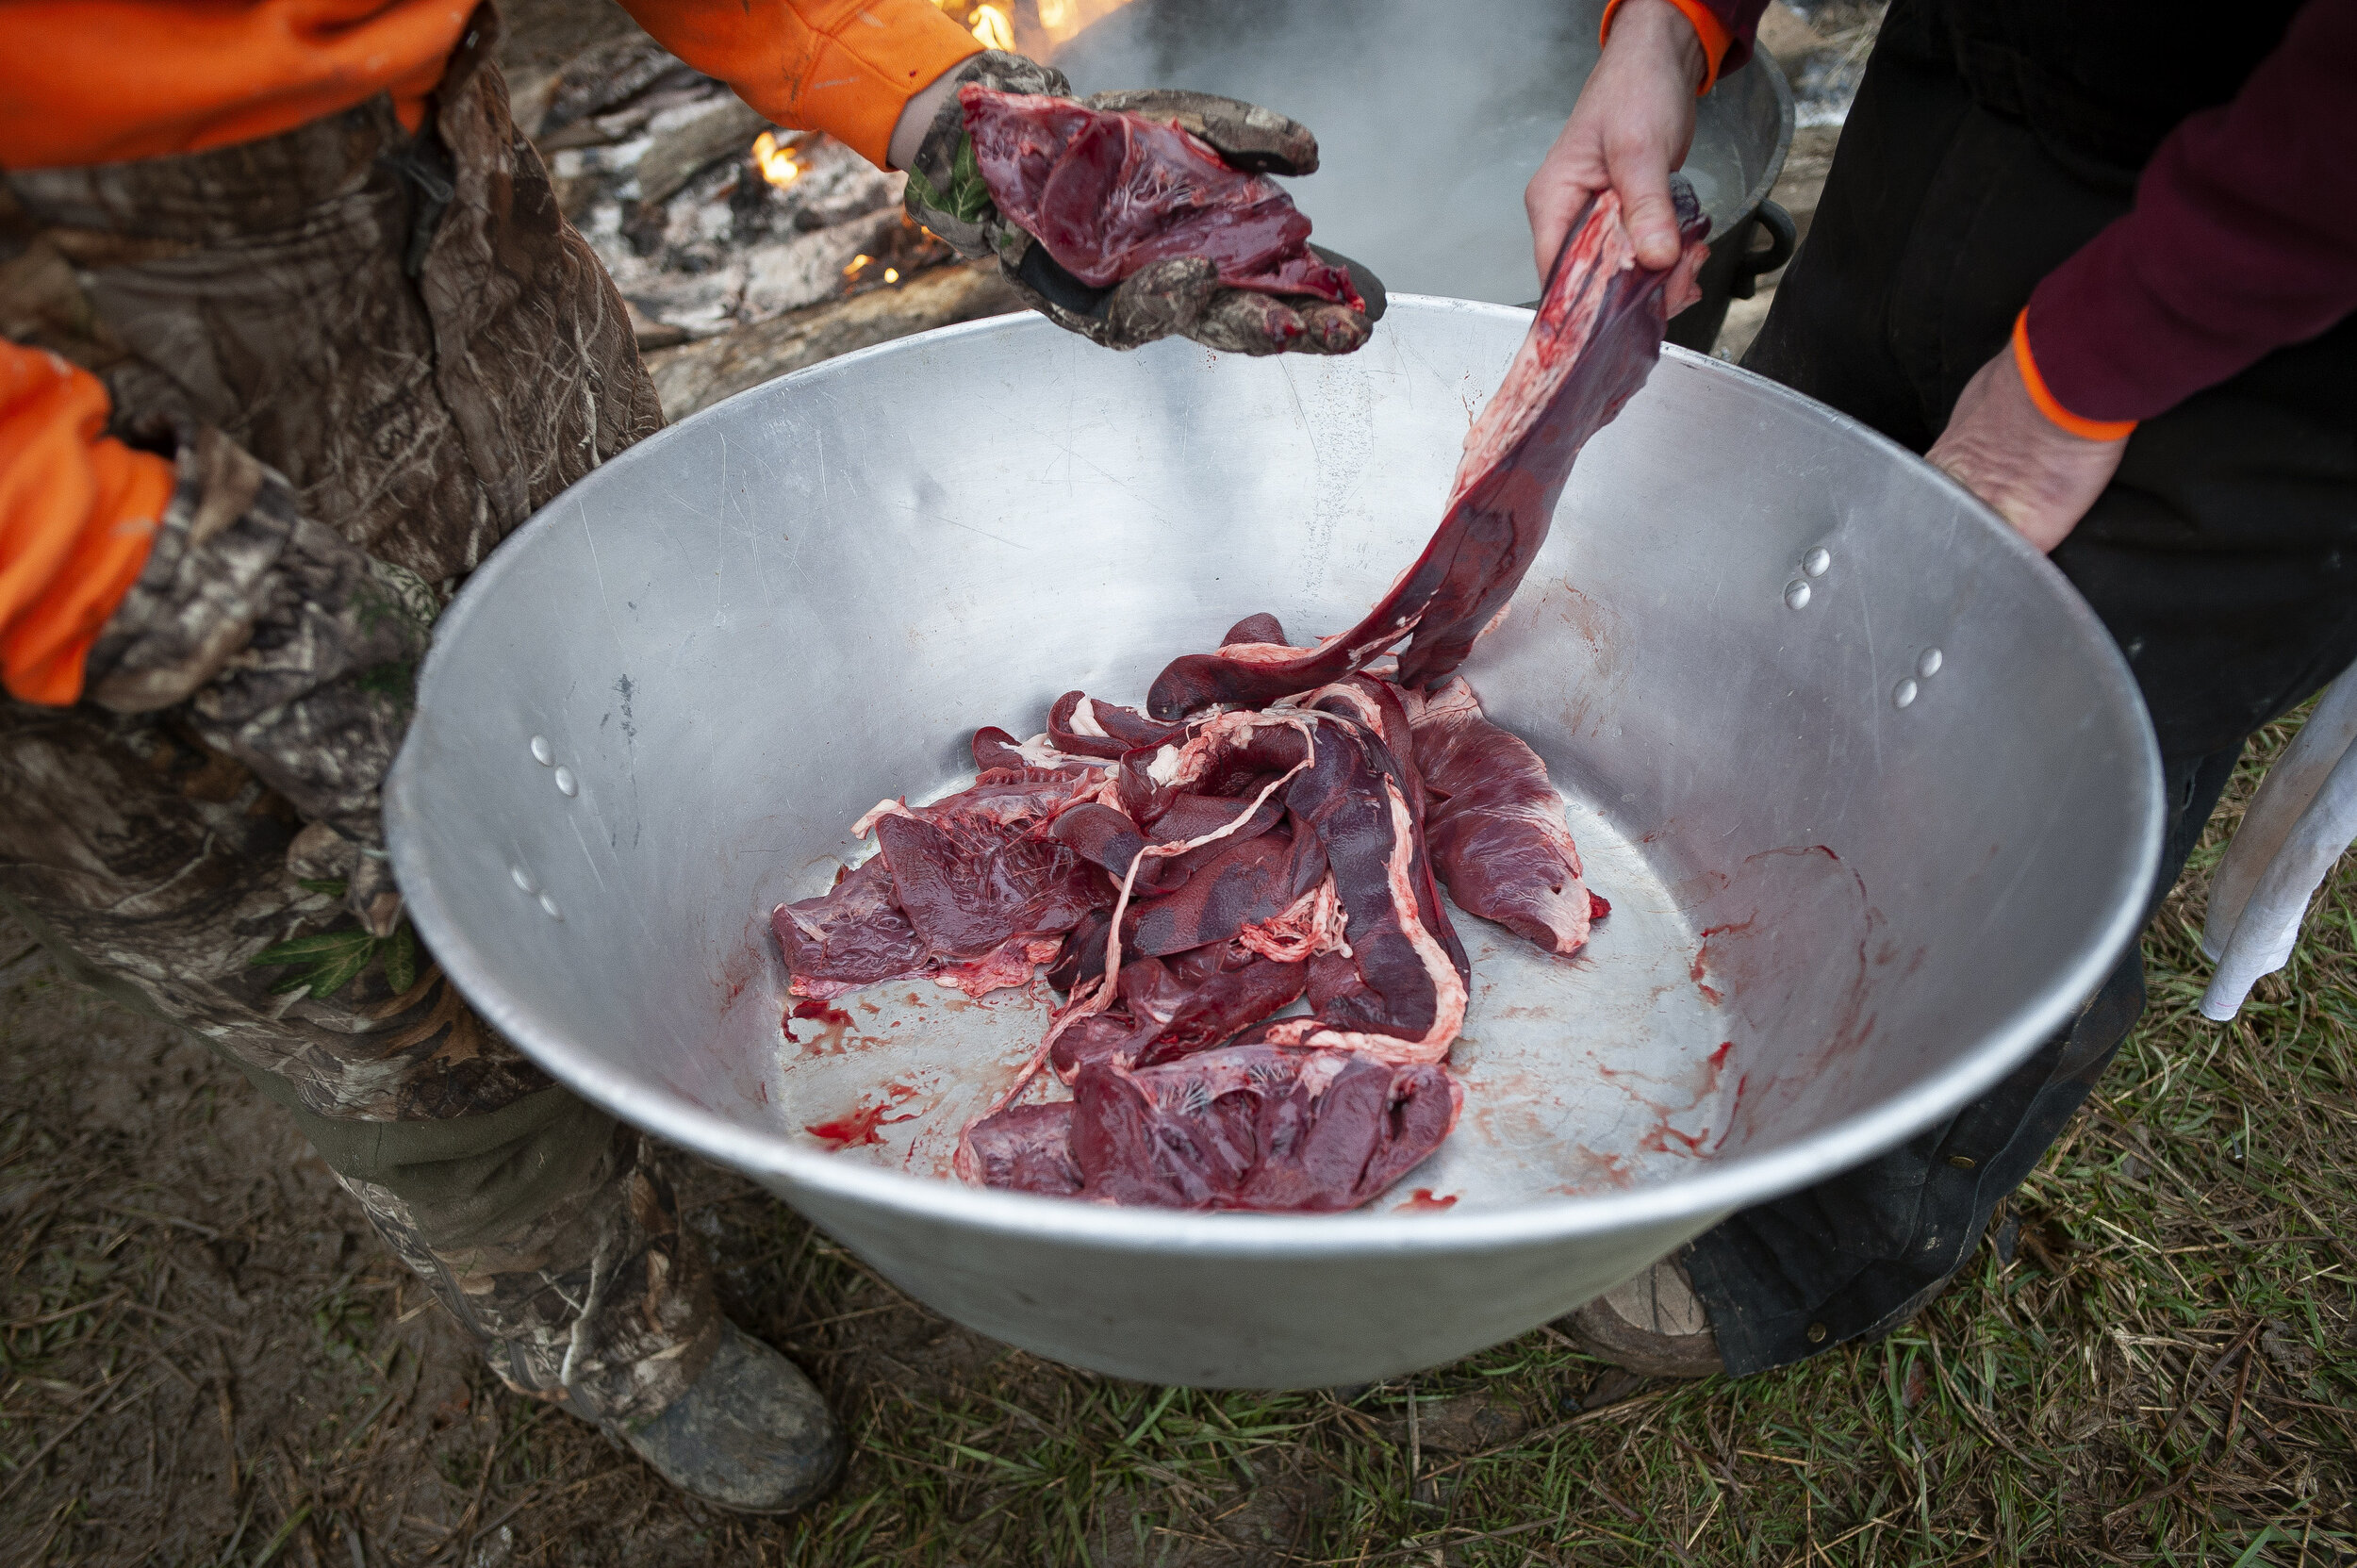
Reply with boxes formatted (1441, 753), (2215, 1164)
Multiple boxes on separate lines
(609, 1323), (846, 1513)
(1556, 1256), (1724, 1378)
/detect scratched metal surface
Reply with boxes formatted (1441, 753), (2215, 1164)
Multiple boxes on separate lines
(387, 301), (2162, 1386)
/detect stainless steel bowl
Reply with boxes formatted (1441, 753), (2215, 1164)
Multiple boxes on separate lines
(386, 300), (2161, 1388)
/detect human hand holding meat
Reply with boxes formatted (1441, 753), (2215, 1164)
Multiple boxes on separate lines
(82, 427), (437, 938)
(1924, 335), (2130, 554)
(894, 52), (1379, 355)
(1527, 0), (1708, 280)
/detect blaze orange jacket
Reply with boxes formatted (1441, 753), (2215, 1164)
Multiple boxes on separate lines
(0, 0), (979, 705)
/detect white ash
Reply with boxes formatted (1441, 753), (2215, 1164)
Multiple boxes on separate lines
(547, 77), (948, 344)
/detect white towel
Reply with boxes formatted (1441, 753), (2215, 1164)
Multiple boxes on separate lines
(2199, 668), (2357, 1021)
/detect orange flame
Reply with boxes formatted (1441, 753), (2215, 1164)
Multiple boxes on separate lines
(1027, 0), (1135, 49)
(929, 0), (1133, 55)
(750, 130), (800, 189)
(968, 3), (1015, 49)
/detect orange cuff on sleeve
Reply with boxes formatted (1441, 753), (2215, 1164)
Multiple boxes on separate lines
(2011, 310), (2138, 442)
(0, 346), (174, 706)
(621, 0), (983, 169)
(1601, 0), (1735, 96)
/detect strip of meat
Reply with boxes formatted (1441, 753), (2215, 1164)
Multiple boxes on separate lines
(961, 88), (1362, 305)
(1243, 753), (1468, 1065)
(970, 726), (1104, 774)
(773, 856), (928, 1000)
(1131, 946), (1308, 1068)
(1062, 1046), (1462, 1212)
(1046, 690), (1186, 759)
(783, 761), (1114, 998)
(875, 812), (1104, 963)
(1129, 824), (1326, 956)
(1046, 943), (1308, 1079)
(1095, 710), (1465, 1061)
(1406, 677), (1602, 957)
(963, 1102), (1083, 1196)
(1146, 182), (1711, 718)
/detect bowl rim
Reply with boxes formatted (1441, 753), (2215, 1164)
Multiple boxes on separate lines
(387, 296), (2164, 1256)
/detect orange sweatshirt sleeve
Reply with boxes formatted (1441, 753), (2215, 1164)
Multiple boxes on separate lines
(0, 346), (176, 706)
(0, 0), (464, 170)
(619, 0), (981, 170)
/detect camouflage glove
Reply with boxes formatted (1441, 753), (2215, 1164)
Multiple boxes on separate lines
(85, 427), (438, 938)
(902, 53), (1385, 355)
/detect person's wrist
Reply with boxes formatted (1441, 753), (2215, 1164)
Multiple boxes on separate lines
(2009, 309), (2136, 444)
(1602, 0), (1709, 91)
(888, 62), (967, 172)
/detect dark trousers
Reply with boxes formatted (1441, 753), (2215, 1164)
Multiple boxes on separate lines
(1683, 3), (2357, 1374)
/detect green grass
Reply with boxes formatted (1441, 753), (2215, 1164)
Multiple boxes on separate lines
(6, 715), (2353, 1565)
(611, 711), (2353, 1567)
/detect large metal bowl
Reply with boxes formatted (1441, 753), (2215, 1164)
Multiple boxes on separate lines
(386, 300), (2160, 1388)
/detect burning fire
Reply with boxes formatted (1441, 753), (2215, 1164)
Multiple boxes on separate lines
(968, 3), (1015, 49)
(929, 0), (1135, 55)
(750, 130), (800, 189)
(1023, 0), (1136, 49)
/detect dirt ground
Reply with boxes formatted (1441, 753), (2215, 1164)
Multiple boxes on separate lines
(8, 6), (2355, 1564)
(8, 720), (2355, 1567)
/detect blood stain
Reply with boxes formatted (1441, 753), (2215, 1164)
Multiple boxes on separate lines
(784, 999), (859, 1056)
(1398, 1188), (1458, 1212)
(804, 1083), (921, 1150)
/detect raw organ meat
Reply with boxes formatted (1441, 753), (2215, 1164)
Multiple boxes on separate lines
(1067, 1047), (1461, 1212)
(1408, 678), (1603, 957)
(1146, 181), (1710, 718)
(771, 857), (926, 1003)
(776, 765), (1110, 1000)
(772, 193), (1689, 1211)
(962, 88), (1362, 306)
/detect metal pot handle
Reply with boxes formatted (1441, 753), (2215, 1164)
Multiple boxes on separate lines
(1729, 200), (1797, 300)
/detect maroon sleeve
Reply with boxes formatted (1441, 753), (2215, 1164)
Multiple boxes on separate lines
(2022, 0), (2357, 423)
(1708, 0), (1771, 75)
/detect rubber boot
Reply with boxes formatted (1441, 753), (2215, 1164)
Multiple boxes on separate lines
(1556, 1256), (1725, 1378)
(608, 1323), (846, 1512)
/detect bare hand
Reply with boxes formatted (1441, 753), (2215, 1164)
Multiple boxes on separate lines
(1926, 344), (2128, 554)
(1527, 0), (1705, 279)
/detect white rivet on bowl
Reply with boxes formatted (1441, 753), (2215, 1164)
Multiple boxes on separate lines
(1918, 647), (1944, 678)
(1784, 580), (1812, 610)
(538, 892), (563, 919)
(1803, 547), (1832, 577)
(553, 766), (578, 798)
(511, 866), (537, 894)
(530, 735), (553, 766)
(1893, 678), (1920, 709)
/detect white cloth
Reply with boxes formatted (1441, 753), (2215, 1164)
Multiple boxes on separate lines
(2199, 668), (2357, 1021)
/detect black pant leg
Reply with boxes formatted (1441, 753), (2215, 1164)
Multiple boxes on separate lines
(1685, 750), (2236, 1373)
(1686, 7), (2357, 1376)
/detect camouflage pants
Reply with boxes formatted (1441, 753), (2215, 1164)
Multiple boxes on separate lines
(0, 10), (717, 1424)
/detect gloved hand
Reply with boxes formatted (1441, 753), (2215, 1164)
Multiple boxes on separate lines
(901, 52), (1384, 355)
(84, 427), (438, 937)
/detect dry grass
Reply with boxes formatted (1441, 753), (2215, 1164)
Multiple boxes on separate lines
(6, 712), (2355, 1566)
